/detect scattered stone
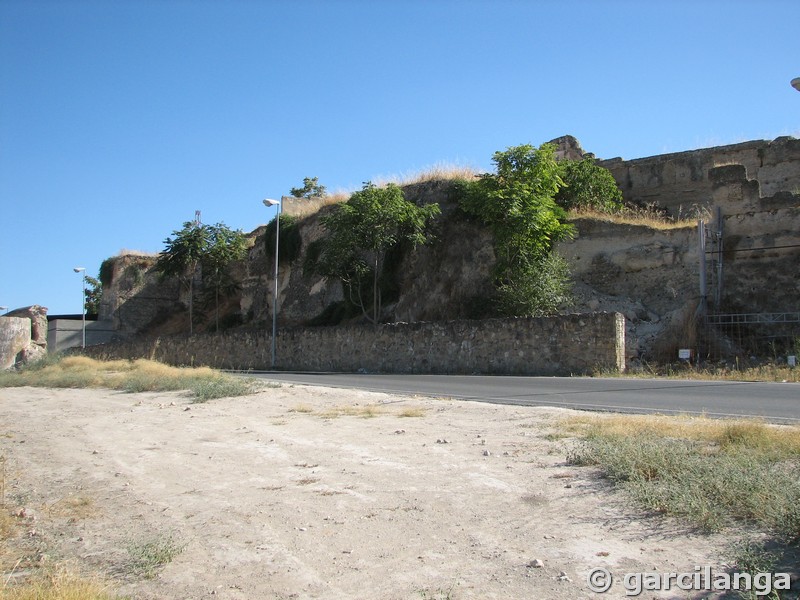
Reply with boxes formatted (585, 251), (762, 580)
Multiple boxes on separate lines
(543, 534), (555, 539)
(482, 450), (491, 457)
(436, 439), (449, 444)
(558, 571), (571, 582)
(394, 429), (405, 434)
(528, 559), (544, 568)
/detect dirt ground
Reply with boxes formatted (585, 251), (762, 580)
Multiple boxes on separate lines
(0, 384), (736, 599)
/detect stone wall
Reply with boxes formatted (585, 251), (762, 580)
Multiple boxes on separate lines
(84, 312), (626, 376)
(598, 136), (800, 216)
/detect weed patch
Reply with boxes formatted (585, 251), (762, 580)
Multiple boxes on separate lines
(125, 532), (185, 580)
(0, 565), (117, 600)
(0, 356), (261, 401)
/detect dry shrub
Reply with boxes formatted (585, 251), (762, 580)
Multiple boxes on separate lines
(0, 566), (116, 600)
(397, 407), (426, 417)
(319, 404), (383, 419)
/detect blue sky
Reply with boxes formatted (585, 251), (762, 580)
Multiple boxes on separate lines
(1, 0), (798, 316)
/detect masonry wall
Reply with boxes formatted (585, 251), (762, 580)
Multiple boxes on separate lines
(84, 313), (626, 376)
(599, 136), (800, 216)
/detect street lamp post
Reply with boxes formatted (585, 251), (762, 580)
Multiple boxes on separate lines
(73, 267), (86, 349)
(263, 198), (281, 369)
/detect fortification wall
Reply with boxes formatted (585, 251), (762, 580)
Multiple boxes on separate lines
(599, 136), (800, 216)
(84, 312), (626, 376)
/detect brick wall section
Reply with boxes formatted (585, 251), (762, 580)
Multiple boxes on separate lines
(84, 313), (626, 376)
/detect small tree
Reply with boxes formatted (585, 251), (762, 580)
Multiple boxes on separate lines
(459, 143), (575, 317)
(84, 275), (102, 317)
(155, 221), (246, 334)
(290, 176), (327, 199)
(202, 225), (248, 332)
(556, 157), (624, 213)
(310, 182), (440, 324)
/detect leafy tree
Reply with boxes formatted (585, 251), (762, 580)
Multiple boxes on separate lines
(202, 225), (248, 332)
(495, 253), (573, 317)
(459, 143), (575, 316)
(263, 214), (302, 265)
(155, 221), (246, 334)
(84, 275), (102, 317)
(556, 157), (624, 213)
(290, 176), (327, 199)
(310, 182), (440, 324)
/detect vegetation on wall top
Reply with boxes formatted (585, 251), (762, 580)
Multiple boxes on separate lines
(155, 221), (247, 334)
(306, 182), (441, 324)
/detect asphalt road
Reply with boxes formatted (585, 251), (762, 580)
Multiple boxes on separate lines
(250, 372), (800, 423)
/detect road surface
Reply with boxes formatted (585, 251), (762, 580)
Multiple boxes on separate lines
(249, 372), (800, 423)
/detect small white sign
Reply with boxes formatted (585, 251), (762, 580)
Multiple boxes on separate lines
(678, 349), (692, 360)
(789, 355), (797, 367)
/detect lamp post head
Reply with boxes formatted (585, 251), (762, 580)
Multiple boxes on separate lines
(73, 267), (86, 273)
(263, 198), (280, 207)
(792, 77), (800, 92)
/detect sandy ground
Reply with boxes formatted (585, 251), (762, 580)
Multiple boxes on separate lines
(0, 384), (737, 599)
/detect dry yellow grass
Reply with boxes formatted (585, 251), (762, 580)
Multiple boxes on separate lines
(282, 191), (350, 218)
(568, 207), (698, 230)
(0, 356), (258, 401)
(371, 163), (479, 187)
(397, 407), (427, 418)
(559, 413), (800, 454)
(45, 496), (94, 521)
(0, 566), (116, 600)
(318, 404), (384, 419)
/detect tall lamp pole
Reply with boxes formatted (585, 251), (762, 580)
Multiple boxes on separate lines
(263, 198), (281, 369)
(73, 267), (86, 349)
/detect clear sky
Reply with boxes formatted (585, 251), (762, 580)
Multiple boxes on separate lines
(1, 0), (798, 316)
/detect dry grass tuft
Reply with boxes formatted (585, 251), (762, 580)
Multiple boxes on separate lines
(0, 356), (260, 401)
(319, 404), (384, 419)
(568, 207), (698, 230)
(282, 191), (351, 218)
(372, 163), (479, 187)
(0, 566), (117, 600)
(45, 496), (94, 521)
(397, 407), (426, 418)
(561, 413), (800, 454)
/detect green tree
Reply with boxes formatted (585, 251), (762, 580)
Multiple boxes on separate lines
(84, 275), (102, 317)
(202, 224), (248, 332)
(556, 157), (624, 213)
(310, 182), (440, 324)
(155, 221), (246, 334)
(290, 176), (327, 199)
(459, 143), (575, 316)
